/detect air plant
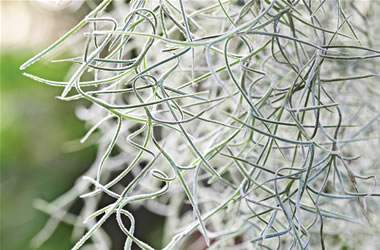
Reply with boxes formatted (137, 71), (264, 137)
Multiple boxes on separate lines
(21, 0), (380, 249)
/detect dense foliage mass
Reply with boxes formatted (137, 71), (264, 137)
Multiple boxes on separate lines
(22, 0), (380, 249)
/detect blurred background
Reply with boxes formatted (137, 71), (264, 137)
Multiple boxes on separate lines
(1, 1), (163, 249)
(1, 1), (94, 250)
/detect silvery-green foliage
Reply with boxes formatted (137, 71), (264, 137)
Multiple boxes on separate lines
(22, 0), (380, 249)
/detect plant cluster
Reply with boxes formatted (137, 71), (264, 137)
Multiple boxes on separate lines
(21, 0), (380, 249)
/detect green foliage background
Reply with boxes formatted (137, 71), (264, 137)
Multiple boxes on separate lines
(1, 51), (96, 250)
